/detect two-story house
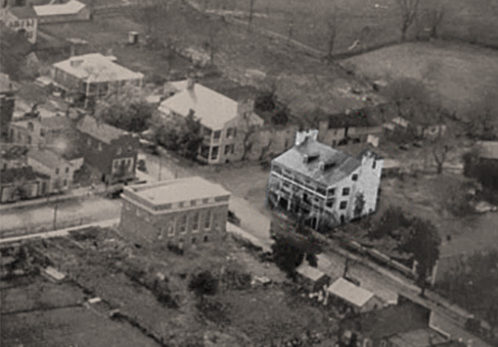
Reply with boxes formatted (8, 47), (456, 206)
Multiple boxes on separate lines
(316, 107), (383, 148)
(158, 80), (263, 164)
(1, 6), (38, 44)
(0, 73), (16, 139)
(9, 113), (73, 147)
(27, 148), (78, 193)
(76, 115), (139, 185)
(50, 53), (144, 108)
(267, 130), (383, 230)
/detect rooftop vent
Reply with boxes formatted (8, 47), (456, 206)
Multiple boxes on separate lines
(69, 58), (83, 68)
(319, 160), (336, 172)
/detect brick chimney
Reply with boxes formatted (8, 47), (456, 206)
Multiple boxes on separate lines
(295, 129), (318, 146)
(186, 77), (195, 91)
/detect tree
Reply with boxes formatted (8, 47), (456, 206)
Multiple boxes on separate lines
(128, 0), (168, 37)
(401, 217), (441, 296)
(427, 6), (445, 39)
(396, 0), (420, 41)
(189, 270), (218, 297)
(94, 85), (153, 133)
(326, 9), (338, 61)
(239, 113), (259, 161)
(370, 206), (412, 240)
(430, 125), (454, 174)
(466, 93), (498, 141)
(271, 235), (305, 277)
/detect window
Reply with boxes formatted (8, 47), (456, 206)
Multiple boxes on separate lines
(98, 143), (103, 151)
(372, 160), (376, 169)
(340, 201), (347, 210)
(27, 122), (34, 131)
(55, 168), (60, 175)
(224, 145), (231, 155)
(65, 167), (69, 174)
(191, 212), (199, 232)
(327, 187), (336, 196)
(204, 210), (212, 230)
(233, 128), (237, 138)
(213, 213), (220, 231)
(167, 219), (175, 236)
(178, 214), (187, 234)
(226, 128), (233, 138)
(352, 174), (358, 181)
(342, 187), (350, 196)
(40, 129), (45, 137)
(63, 179), (67, 187)
(326, 199), (334, 208)
(87, 138), (91, 146)
(191, 237), (196, 244)
(204, 127), (212, 137)
(211, 146), (219, 160)
(213, 130), (221, 140)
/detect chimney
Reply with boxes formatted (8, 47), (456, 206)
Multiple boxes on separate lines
(70, 58), (83, 68)
(294, 129), (318, 146)
(237, 99), (255, 117)
(186, 77), (195, 91)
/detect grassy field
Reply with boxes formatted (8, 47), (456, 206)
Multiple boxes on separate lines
(202, 0), (498, 54)
(342, 41), (498, 116)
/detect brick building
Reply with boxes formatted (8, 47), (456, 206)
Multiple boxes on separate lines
(76, 115), (139, 185)
(267, 130), (383, 230)
(50, 53), (143, 108)
(1, 6), (38, 43)
(119, 176), (230, 249)
(158, 80), (263, 164)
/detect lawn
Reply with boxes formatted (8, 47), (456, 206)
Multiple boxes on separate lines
(200, 0), (498, 53)
(342, 41), (498, 117)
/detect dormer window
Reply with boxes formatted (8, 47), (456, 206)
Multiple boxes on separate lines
(352, 174), (358, 181)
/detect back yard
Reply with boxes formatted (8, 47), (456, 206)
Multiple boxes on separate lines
(5, 226), (337, 345)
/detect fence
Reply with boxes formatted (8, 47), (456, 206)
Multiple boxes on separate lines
(0, 217), (96, 239)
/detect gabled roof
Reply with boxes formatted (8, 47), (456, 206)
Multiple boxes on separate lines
(9, 6), (38, 19)
(327, 278), (374, 308)
(34, 0), (86, 16)
(52, 53), (143, 83)
(478, 141), (498, 160)
(27, 148), (70, 168)
(77, 115), (128, 144)
(272, 137), (362, 186)
(0, 166), (49, 184)
(158, 82), (248, 130)
(12, 115), (72, 131)
(296, 263), (326, 282)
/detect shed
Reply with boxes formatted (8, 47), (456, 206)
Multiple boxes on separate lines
(327, 278), (382, 313)
(296, 263), (330, 292)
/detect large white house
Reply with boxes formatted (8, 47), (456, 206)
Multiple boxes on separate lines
(158, 80), (263, 164)
(267, 130), (383, 230)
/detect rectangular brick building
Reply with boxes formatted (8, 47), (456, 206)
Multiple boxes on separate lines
(119, 176), (230, 249)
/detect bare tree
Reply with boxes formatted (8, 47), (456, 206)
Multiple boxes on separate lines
(427, 6), (445, 39)
(326, 10), (338, 61)
(431, 126), (454, 174)
(397, 0), (420, 41)
(247, 0), (256, 32)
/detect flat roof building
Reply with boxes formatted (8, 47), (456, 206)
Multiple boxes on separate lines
(119, 177), (231, 249)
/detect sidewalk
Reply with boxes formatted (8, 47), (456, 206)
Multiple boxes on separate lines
(0, 218), (119, 245)
(0, 184), (107, 212)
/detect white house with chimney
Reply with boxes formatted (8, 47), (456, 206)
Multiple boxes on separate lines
(158, 79), (263, 164)
(267, 130), (383, 230)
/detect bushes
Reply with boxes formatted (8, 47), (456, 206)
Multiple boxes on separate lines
(189, 270), (219, 297)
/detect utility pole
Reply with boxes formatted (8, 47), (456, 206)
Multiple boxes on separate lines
(53, 202), (58, 230)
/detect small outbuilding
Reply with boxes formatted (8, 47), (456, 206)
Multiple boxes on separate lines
(296, 263), (331, 292)
(327, 278), (382, 313)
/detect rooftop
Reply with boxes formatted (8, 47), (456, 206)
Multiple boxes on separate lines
(52, 53), (143, 83)
(9, 6), (38, 19)
(327, 278), (374, 308)
(478, 141), (498, 159)
(0, 73), (16, 94)
(388, 328), (448, 347)
(27, 148), (70, 168)
(341, 300), (431, 340)
(159, 81), (261, 130)
(13, 114), (73, 130)
(0, 166), (49, 184)
(296, 263), (326, 282)
(124, 176), (230, 206)
(34, 0), (86, 17)
(77, 116), (127, 144)
(272, 136), (364, 186)
(1, 146), (28, 160)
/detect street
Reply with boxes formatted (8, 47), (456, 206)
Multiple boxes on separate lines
(0, 149), (490, 346)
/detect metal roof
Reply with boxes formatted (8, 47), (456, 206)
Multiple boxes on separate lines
(34, 0), (86, 16)
(327, 278), (374, 307)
